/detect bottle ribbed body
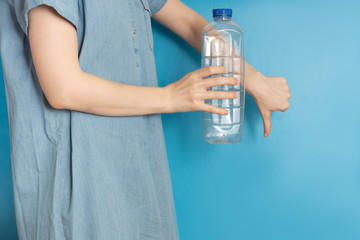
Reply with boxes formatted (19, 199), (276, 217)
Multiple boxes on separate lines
(201, 10), (245, 144)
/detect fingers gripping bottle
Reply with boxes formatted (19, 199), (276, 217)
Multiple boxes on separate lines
(201, 9), (245, 144)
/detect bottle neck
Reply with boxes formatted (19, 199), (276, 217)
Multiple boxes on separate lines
(214, 17), (231, 22)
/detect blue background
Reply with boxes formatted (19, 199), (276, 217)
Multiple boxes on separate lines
(1, 0), (360, 239)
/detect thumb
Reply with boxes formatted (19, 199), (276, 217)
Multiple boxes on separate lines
(260, 110), (272, 137)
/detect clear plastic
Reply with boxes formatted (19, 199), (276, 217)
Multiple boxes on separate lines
(201, 15), (245, 144)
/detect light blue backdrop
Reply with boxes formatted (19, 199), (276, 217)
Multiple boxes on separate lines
(1, 0), (360, 239)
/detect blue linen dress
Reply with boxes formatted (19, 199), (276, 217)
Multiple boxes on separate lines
(0, 0), (179, 239)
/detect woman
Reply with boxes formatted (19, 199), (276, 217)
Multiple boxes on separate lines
(0, 0), (290, 239)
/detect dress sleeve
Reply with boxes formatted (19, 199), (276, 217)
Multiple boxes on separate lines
(148, 0), (168, 16)
(11, 0), (80, 36)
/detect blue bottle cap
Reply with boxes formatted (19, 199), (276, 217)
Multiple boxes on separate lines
(213, 9), (232, 18)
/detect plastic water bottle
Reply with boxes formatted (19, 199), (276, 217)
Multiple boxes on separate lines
(201, 9), (245, 144)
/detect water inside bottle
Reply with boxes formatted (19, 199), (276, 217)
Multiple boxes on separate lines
(202, 56), (245, 144)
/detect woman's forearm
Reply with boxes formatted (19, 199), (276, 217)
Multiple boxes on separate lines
(56, 71), (170, 116)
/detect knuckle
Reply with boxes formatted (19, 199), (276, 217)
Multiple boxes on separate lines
(190, 72), (198, 79)
(277, 102), (289, 112)
(216, 77), (223, 84)
(283, 103), (290, 110)
(209, 66), (224, 75)
(208, 66), (217, 74)
(184, 73), (192, 79)
(205, 105), (213, 112)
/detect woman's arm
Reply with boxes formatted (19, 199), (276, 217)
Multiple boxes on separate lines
(29, 5), (238, 116)
(152, 0), (291, 137)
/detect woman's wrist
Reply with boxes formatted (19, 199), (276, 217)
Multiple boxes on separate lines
(245, 65), (266, 100)
(160, 86), (174, 114)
